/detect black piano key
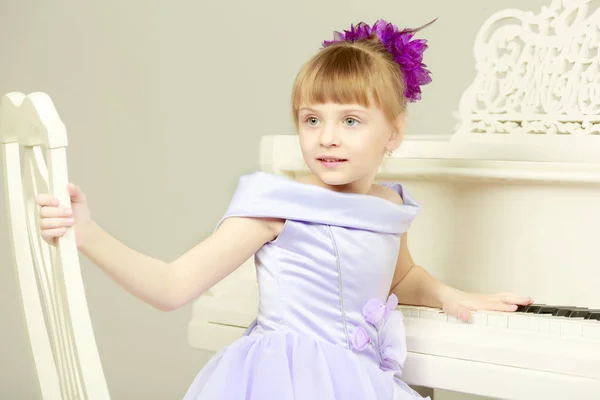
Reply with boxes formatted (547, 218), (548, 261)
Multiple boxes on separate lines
(567, 309), (595, 318)
(516, 304), (598, 320)
(553, 308), (572, 317)
(583, 311), (600, 320)
(518, 303), (547, 312)
(550, 307), (588, 317)
(535, 306), (573, 315)
(524, 304), (545, 313)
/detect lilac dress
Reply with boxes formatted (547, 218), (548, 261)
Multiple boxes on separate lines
(184, 171), (429, 400)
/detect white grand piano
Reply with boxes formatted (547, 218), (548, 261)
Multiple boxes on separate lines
(188, 0), (600, 398)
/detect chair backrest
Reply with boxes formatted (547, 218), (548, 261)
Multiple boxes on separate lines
(0, 92), (110, 399)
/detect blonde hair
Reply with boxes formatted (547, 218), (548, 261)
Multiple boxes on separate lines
(291, 36), (407, 127)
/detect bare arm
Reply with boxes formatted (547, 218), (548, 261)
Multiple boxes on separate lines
(390, 230), (533, 323)
(374, 185), (451, 307)
(388, 232), (450, 308)
(381, 186), (532, 319)
(81, 216), (277, 311)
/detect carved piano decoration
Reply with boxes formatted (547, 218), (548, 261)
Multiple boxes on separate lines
(188, 0), (600, 398)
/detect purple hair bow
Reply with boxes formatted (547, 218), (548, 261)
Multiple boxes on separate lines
(322, 18), (435, 102)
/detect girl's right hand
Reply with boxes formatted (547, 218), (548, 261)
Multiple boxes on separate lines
(35, 183), (93, 249)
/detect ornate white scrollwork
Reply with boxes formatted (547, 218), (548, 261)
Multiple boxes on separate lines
(454, 0), (600, 141)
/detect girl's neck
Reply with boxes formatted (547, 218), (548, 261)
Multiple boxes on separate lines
(297, 173), (376, 196)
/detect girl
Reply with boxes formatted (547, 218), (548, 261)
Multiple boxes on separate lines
(36, 19), (533, 399)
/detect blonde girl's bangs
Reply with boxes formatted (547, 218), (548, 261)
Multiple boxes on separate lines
(291, 44), (404, 125)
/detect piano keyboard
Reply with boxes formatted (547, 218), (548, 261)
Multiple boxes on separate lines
(516, 304), (600, 319)
(400, 304), (600, 340)
(399, 304), (600, 398)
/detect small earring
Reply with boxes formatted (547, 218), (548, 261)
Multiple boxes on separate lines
(385, 149), (393, 157)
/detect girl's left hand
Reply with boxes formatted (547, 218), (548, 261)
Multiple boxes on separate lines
(440, 289), (534, 323)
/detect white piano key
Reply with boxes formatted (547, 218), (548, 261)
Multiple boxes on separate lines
(402, 312), (600, 383)
(528, 316), (540, 331)
(560, 320), (583, 338)
(469, 311), (488, 325)
(419, 309), (445, 321)
(538, 318), (551, 333)
(433, 313), (449, 322)
(486, 312), (508, 328)
(549, 320), (562, 335)
(582, 321), (600, 339)
(508, 314), (533, 331)
(401, 307), (600, 344)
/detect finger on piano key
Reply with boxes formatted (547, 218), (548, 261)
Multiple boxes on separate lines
(483, 311), (509, 327)
(400, 304), (600, 340)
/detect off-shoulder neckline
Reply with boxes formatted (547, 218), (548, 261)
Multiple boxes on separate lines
(249, 171), (411, 210)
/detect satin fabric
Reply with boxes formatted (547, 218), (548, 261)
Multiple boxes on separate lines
(184, 172), (428, 400)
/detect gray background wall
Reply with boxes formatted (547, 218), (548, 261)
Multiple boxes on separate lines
(0, 1), (550, 398)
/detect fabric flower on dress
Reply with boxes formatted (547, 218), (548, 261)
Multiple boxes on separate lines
(360, 293), (407, 375)
(362, 293), (399, 326)
(378, 311), (407, 374)
(351, 326), (371, 351)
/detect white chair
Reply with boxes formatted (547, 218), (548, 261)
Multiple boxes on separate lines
(0, 92), (110, 399)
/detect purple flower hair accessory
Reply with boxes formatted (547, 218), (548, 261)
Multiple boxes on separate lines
(322, 18), (436, 102)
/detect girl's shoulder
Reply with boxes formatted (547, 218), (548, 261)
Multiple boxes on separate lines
(369, 182), (404, 206)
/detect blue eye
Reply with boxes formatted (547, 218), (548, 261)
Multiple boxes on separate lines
(344, 117), (358, 126)
(307, 117), (319, 126)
